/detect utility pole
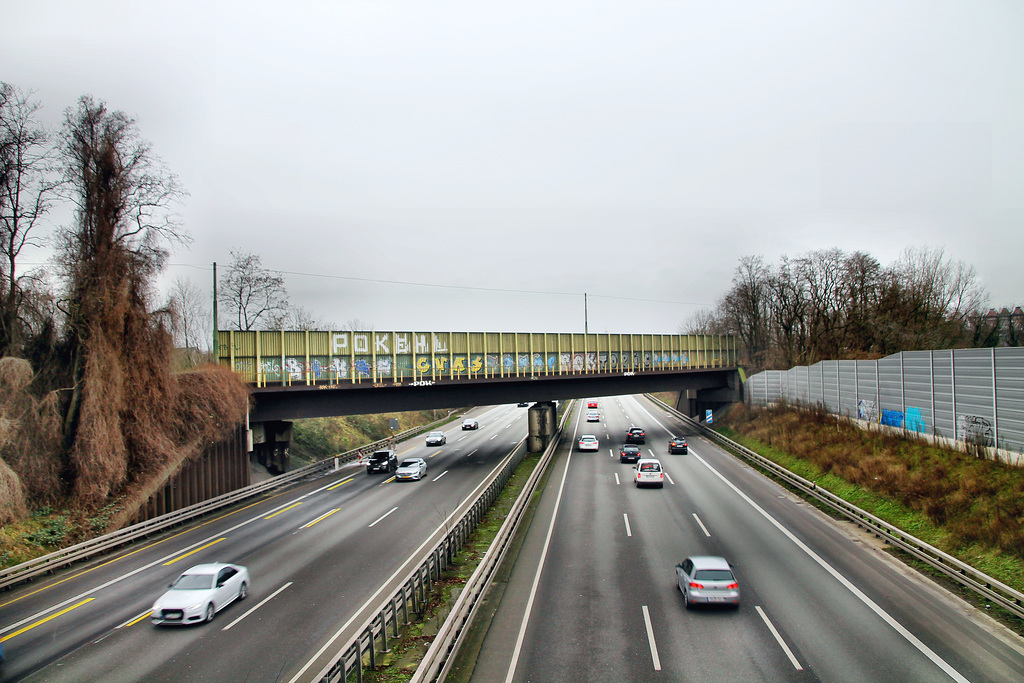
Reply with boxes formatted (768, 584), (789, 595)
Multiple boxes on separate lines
(212, 262), (218, 358)
(584, 292), (589, 334)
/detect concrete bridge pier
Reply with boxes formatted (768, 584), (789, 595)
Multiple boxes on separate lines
(674, 371), (743, 425)
(251, 420), (292, 473)
(527, 402), (558, 452)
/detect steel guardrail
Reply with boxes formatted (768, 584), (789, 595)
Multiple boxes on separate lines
(0, 413), (456, 591)
(311, 403), (572, 683)
(645, 395), (1024, 621)
(410, 402), (574, 683)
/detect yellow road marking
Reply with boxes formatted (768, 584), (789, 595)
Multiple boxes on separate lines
(1, 598), (94, 642)
(301, 508), (340, 529)
(327, 477), (353, 491)
(0, 490), (289, 609)
(264, 502), (303, 520)
(123, 610), (153, 628)
(163, 538), (226, 566)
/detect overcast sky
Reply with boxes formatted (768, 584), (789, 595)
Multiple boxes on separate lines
(3, 0), (1022, 336)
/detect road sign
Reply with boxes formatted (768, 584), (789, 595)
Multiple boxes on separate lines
(705, 409), (713, 424)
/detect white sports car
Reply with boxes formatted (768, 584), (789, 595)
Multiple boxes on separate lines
(152, 563), (249, 626)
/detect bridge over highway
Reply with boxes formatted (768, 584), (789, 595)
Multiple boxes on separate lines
(218, 330), (742, 468)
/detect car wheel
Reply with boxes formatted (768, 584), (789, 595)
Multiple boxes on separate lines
(684, 592), (692, 610)
(205, 604), (215, 622)
(238, 582), (247, 601)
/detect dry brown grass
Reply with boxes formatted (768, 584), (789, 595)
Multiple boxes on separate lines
(722, 402), (1024, 560)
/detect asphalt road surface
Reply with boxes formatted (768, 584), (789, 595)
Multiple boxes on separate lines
(466, 395), (1024, 683)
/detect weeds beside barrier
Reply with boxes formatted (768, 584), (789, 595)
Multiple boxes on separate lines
(311, 403), (571, 683)
(0, 414), (456, 591)
(645, 395), (1024, 622)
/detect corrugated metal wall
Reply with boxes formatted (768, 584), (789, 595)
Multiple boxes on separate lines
(744, 348), (1024, 457)
(137, 424), (250, 522)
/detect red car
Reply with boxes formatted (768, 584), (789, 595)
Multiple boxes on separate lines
(587, 400), (598, 409)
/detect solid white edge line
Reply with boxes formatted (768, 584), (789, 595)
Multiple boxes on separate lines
(755, 605), (803, 671)
(504, 444), (576, 683)
(1, 475), (350, 637)
(222, 582), (293, 632)
(692, 452), (970, 683)
(692, 513), (711, 537)
(292, 436), (528, 683)
(642, 605), (662, 671)
(300, 508), (339, 530)
(623, 513), (632, 537)
(368, 506), (399, 528)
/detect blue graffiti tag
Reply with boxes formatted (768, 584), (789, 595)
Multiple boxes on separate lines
(880, 409), (904, 428)
(906, 407), (926, 433)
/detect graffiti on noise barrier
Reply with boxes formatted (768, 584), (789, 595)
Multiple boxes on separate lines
(957, 414), (993, 446)
(857, 400), (878, 423)
(880, 409), (905, 428)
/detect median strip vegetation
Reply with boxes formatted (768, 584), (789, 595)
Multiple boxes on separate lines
(358, 450), (546, 682)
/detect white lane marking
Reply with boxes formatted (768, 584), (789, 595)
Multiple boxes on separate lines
(466, 449), (478, 458)
(223, 582), (293, 632)
(0, 475), (348, 638)
(294, 436), (528, 683)
(623, 513), (632, 537)
(642, 605), (662, 671)
(615, 473), (621, 486)
(368, 506), (399, 528)
(647, 448), (655, 458)
(692, 513), (711, 537)
(756, 605), (803, 670)
(116, 609), (152, 629)
(692, 453), (970, 683)
(609, 448), (614, 458)
(664, 472), (676, 486)
(432, 470), (449, 481)
(490, 434), (498, 440)
(505, 446), (576, 683)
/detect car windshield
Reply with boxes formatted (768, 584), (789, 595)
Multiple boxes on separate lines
(430, 432), (443, 437)
(639, 463), (660, 471)
(582, 437), (597, 442)
(173, 573), (214, 590)
(370, 452), (390, 461)
(399, 460), (418, 467)
(694, 569), (734, 581)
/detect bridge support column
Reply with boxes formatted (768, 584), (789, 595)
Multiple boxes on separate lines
(675, 390), (698, 418)
(251, 420), (292, 474)
(527, 402), (557, 452)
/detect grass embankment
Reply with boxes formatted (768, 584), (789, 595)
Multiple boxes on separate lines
(0, 410), (446, 570)
(716, 402), (1024, 625)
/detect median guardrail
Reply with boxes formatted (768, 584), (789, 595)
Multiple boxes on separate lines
(312, 403), (572, 683)
(645, 395), (1024, 621)
(0, 413), (457, 592)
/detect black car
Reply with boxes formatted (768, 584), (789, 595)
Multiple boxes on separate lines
(619, 444), (642, 463)
(668, 437), (688, 454)
(626, 427), (646, 444)
(518, 402), (529, 407)
(366, 449), (398, 474)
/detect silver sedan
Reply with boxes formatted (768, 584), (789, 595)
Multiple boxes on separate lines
(395, 458), (428, 481)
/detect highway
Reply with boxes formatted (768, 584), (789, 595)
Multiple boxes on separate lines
(0, 404), (531, 682)
(467, 395), (1024, 683)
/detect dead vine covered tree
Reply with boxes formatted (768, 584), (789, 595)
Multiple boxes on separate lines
(56, 96), (195, 505)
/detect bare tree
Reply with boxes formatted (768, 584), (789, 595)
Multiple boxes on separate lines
(678, 308), (724, 335)
(57, 95), (189, 503)
(218, 250), (289, 330)
(720, 255), (772, 371)
(284, 306), (334, 330)
(0, 83), (59, 356)
(168, 275), (211, 366)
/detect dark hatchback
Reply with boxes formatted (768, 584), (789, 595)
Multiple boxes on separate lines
(626, 427), (646, 444)
(619, 444), (642, 463)
(669, 437), (688, 454)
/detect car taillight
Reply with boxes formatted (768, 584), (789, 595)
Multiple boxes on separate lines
(658, 473), (663, 478)
(689, 582), (703, 589)
(727, 583), (738, 589)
